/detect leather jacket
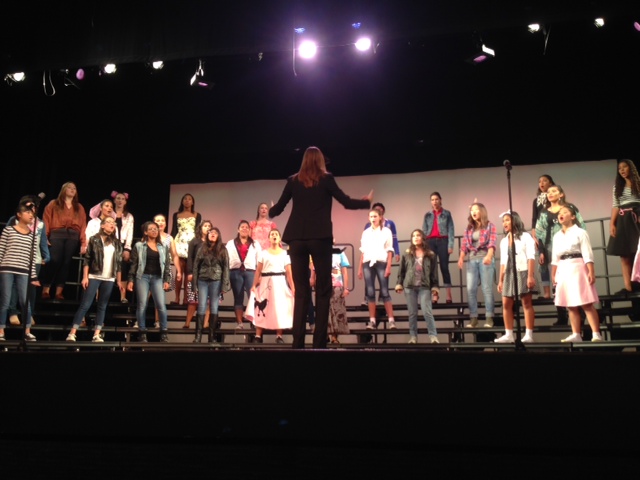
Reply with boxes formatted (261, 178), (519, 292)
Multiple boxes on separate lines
(83, 233), (123, 278)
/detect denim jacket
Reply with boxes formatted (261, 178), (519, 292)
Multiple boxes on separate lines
(129, 240), (171, 283)
(395, 249), (440, 293)
(84, 233), (123, 278)
(422, 208), (455, 251)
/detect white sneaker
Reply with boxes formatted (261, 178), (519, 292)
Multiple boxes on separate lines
(9, 315), (20, 325)
(235, 323), (244, 330)
(92, 335), (104, 343)
(561, 333), (582, 343)
(494, 333), (514, 344)
(521, 333), (534, 343)
(366, 320), (376, 330)
(24, 332), (36, 342)
(66, 333), (77, 342)
(388, 320), (397, 330)
(591, 334), (604, 342)
(408, 336), (417, 344)
(429, 335), (439, 344)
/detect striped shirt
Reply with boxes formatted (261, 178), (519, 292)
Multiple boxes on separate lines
(612, 186), (640, 208)
(0, 226), (38, 279)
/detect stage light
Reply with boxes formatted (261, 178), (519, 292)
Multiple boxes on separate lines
(102, 64), (117, 74)
(151, 61), (164, 70)
(75, 68), (85, 81)
(355, 37), (372, 52)
(633, 21), (640, 31)
(594, 18), (605, 28)
(4, 72), (25, 85)
(528, 23), (541, 33)
(298, 40), (317, 59)
(190, 59), (214, 89)
(467, 44), (495, 64)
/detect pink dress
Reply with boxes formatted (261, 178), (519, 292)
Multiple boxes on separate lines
(244, 249), (293, 330)
(632, 239), (640, 282)
(250, 220), (277, 251)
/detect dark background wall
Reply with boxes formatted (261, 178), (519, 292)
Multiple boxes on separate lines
(2, 1), (639, 225)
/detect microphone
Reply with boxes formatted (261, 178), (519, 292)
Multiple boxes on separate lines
(503, 159), (512, 171)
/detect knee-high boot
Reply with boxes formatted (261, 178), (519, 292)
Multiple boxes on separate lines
(194, 314), (204, 343)
(209, 314), (220, 345)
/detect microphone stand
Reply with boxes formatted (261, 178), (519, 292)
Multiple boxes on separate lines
(504, 161), (525, 351)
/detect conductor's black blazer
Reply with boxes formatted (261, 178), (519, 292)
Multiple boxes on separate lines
(269, 173), (370, 244)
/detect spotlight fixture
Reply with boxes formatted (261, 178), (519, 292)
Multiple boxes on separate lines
(298, 40), (318, 59)
(355, 37), (372, 51)
(102, 64), (117, 74)
(4, 72), (26, 85)
(190, 59), (214, 89)
(467, 44), (495, 64)
(594, 18), (605, 28)
(634, 21), (640, 32)
(528, 23), (541, 33)
(466, 32), (495, 65)
(151, 61), (164, 70)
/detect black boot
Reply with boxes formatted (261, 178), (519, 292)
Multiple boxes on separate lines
(553, 307), (568, 326)
(193, 314), (204, 343)
(138, 331), (148, 342)
(160, 330), (169, 342)
(209, 314), (220, 345)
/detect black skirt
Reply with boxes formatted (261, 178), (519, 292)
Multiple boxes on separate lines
(607, 203), (640, 257)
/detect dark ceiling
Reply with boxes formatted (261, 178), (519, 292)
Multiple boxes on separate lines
(2, 0), (639, 221)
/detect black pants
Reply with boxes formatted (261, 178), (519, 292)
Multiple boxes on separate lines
(288, 238), (333, 349)
(41, 228), (80, 290)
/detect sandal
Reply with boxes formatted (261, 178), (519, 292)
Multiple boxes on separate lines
(432, 292), (439, 304)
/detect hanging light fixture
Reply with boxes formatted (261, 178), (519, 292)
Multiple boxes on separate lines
(190, 59), (214, 89)
(4, 72), (26, 85)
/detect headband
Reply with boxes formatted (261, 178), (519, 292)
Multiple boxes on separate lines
(111, 191), (129, 200)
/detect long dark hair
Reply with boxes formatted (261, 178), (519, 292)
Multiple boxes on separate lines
(140, 221), (159, 243)
(466, 202), (490, 230)
(536, 174), (555, 195)
(197, 220), (213, 240)
(204, 227), (225, 256)
(614, 159), (640, 199)
(502, 211), (525, 240)
(408, 229), (433, 257)
(177, 193), (195, 213)
(235, 219), (254, 245)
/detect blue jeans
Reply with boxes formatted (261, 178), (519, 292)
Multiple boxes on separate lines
(404, 287), (437, 336)
(363, 261), (392, 303)
(135, 274), (167, 330)
(230, 269), (254, 310)
(197, 279), (221, 315)
(72, 279), (115, 329)
(427, 237), (452, 287)
(538, 254), (550, 287)
(9, 264), (41, 319)
(0, 273), (31, 328)
(465, 256), (495, 318)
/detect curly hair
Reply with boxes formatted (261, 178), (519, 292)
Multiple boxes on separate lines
(614, 159), (640, 199)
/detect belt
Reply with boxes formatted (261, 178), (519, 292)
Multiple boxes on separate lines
(560, 253), (582, 260)
(262, 272), (285, 276)
(619, 207), (639, 223)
